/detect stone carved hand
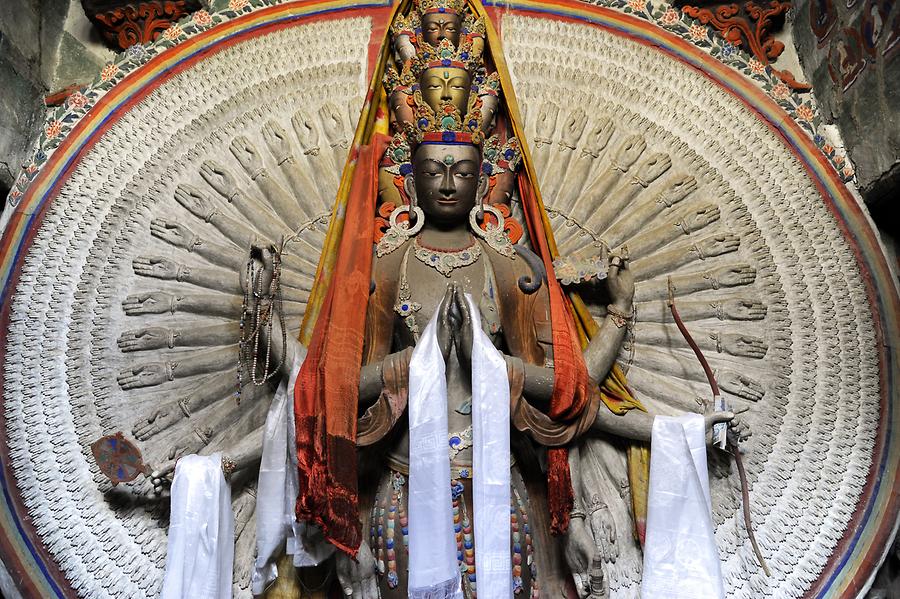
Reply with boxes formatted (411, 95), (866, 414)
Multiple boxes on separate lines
(335, 540), (378, 598)
(133, 404), (184, 441)
(319, 102), (346, 146)
(565, 516), (610, 599)
(718, 333), (767, 358)
(452, 284), (473, 370)
(229, 136), (265, 175)
(117, 362), (170, 389)
(535, 102), (560, 138)
(262, 120), (292, 163)
(133, 256), (184, 280)
(679, 205), (720, 234)
(117, 327), (172, 352)
(584, 117), (614, 155)
(122, 291), (177, 315)
(588, 503), (618, 563)
(634, 153), (671, 185)
(605, 252), (634, 309)
(722, 299), (767, 320)
(612, 135), (646, 169)
(713, 264), (757, 287)
(292, 110), (320, 153)
(696, 233), (740, 258)
(436, 283), (456, 364)
(709, 404), (752, 443)
(174, 184), (216, 220)
(659, 174), (698, 207)
(199, 160), (239, 197)
(702, 407), (742, 445)
(561, 108), (588, 147)
(150, 219), (198, 250)
(717, 369), (764, 401)
(150, 461), (176, 496)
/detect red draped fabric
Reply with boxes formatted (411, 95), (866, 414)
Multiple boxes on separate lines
(293, 134), (390, 557)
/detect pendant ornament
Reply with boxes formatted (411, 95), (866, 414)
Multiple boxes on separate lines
(413, 236), (482, 276)
(470, 204), (515, 257)
(376, 204), (425, 257)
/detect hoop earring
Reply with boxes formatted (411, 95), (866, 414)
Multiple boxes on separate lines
(376, 203), (425, 257)
(469, 204), (515, 257)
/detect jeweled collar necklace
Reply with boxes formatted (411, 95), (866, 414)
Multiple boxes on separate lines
(413, 235), (482, 276)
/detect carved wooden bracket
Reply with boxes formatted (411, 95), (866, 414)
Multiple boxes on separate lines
(81, 0), (202, 50)
(677, 0), (812, 90)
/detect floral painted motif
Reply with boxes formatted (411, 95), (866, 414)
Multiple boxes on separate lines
(748, 57), (766, 74)
(795, 104), (815, 121)
(162, 25), (184, 41)
(126, 44), (147, 61)
(688, 23), (707, 40)
(229, 0), (249, 10)
(770, 82), (790, 99)
(100, 64), (119, 82)
(661, 8), (679, 24)
(627, 0), (647, 12)
(45, 121), (63, 139)
(193, 9), (213, 26)
(67, 91), (88, 110)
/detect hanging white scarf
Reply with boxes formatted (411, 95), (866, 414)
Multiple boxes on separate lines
(161, 453), (234, 599)
(251, 349), (334, 596)
(641, 414), (725, 599)
(408, 310), (462, 599)
(467, 294), (511, 598)
(407, 297), (511, 598)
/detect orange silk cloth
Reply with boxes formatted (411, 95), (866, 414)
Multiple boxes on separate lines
(293, 134), (389, 556)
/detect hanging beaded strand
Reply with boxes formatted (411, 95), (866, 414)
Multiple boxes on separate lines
(238, 242), (288, 402)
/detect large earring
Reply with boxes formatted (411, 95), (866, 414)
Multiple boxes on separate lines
(376, 203), (425, 257)
(469, 204), (515, 257)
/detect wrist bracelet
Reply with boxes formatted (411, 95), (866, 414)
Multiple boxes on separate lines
(607, 304), (631, 328)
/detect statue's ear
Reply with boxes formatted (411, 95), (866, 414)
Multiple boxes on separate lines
(403, 173), (417, 205)
(477, 172), (489, 203)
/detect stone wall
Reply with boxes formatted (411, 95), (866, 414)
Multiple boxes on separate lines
(0, 0), (114, 203)
(791, 0), (899, 232)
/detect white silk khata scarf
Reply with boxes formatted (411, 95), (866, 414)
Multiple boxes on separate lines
(161, 453), (234, 599)
(407, 297), (511, 598)
(641, 414), (724, 599)
(253, 350), (334, 595)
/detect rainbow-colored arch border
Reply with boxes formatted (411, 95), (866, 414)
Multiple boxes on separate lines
(0, 1), (897, 597)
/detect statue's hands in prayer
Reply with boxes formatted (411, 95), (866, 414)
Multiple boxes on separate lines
(452, 284), (474, 370)
(436, 283), (456, 364)
(335, 541), (379, 598)
(606, 250), (634, 310)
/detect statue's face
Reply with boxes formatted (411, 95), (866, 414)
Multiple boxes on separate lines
(420, 67), (471, 115)
(389, 90), (414, 126)
(407, 143), (486, 226)
(421, 12), (461, 46)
